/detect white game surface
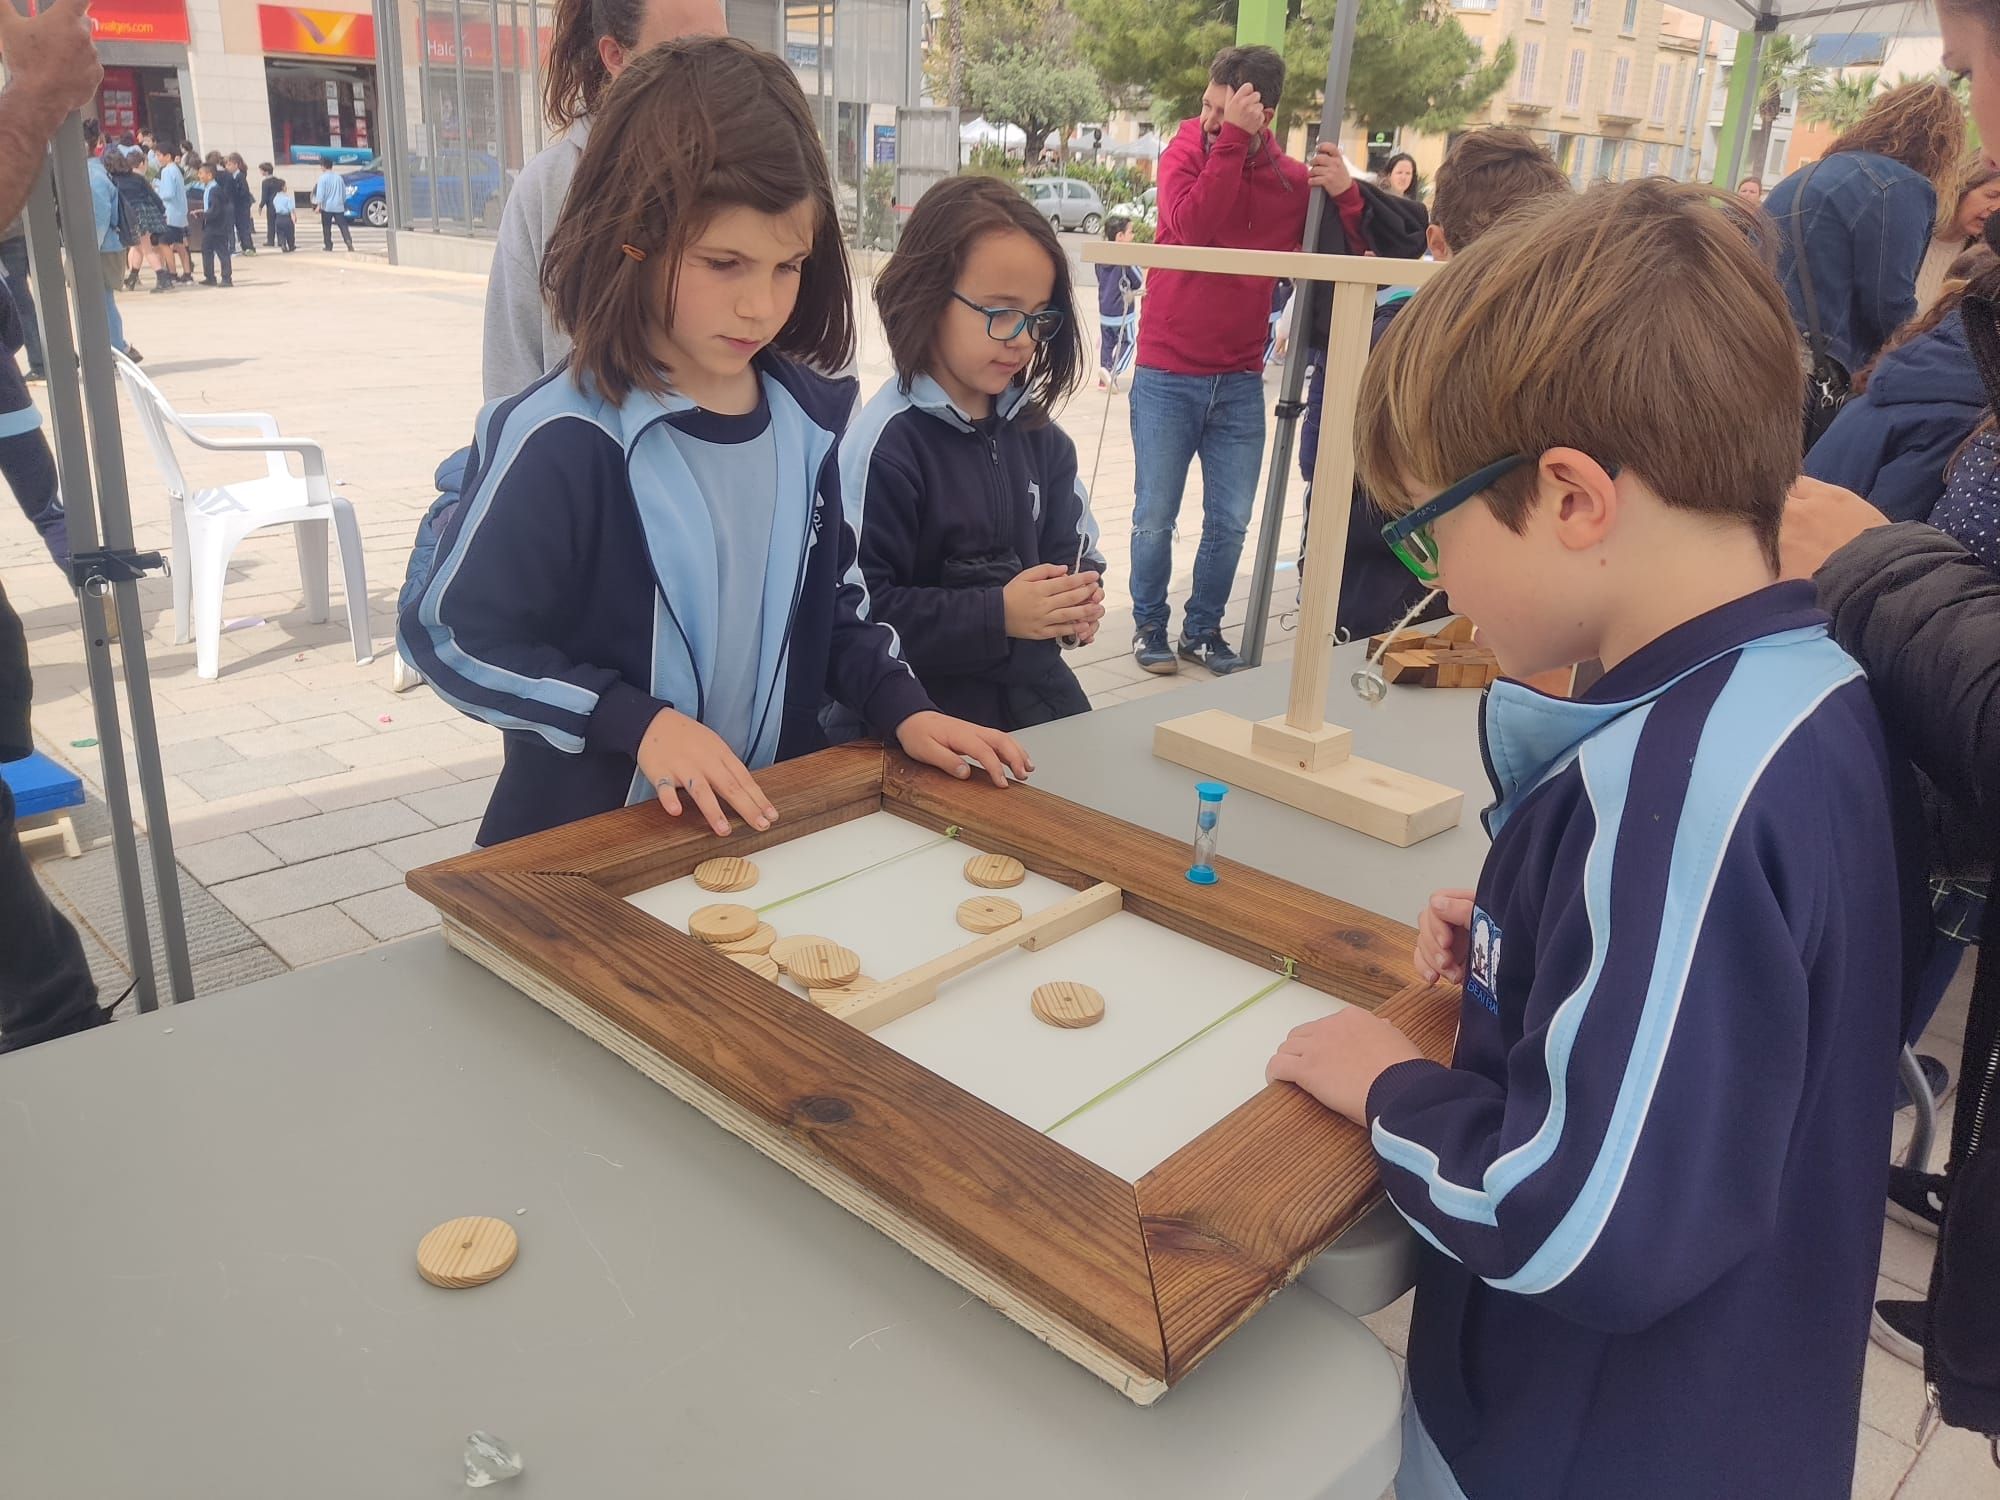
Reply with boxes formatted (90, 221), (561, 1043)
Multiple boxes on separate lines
(626, 812), (1350, 1181)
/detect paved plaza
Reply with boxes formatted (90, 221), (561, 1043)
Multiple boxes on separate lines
(1, 238), (1982, 1497)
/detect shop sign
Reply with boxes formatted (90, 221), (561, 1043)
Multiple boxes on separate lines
(259, 6), (377, 60)
(31, 0), (190, 44)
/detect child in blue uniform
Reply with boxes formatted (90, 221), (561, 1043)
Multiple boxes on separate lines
(840, 175), (1106, 732)
(1265, 181), (1920, 1498)
(1094, 214), (1141, 386)
(398, 40), (1028, 847)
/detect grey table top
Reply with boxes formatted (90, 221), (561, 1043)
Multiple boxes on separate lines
(0, 937), (1403, 1500)
(1019, 638), (1493, 929)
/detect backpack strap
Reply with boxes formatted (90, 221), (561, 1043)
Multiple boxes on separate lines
(1789, 160), (1833, 367)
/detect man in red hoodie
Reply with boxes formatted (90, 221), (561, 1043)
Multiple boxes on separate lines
(1128, 45), (1320, 676)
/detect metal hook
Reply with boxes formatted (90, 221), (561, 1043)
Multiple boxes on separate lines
(1350, 589), (1443, 705)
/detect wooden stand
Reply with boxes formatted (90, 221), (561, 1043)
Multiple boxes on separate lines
(1084, 243), (1463, 847)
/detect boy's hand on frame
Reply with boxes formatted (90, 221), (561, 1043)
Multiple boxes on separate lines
(1003, 562), (1103, 640)
(1415, 887), (1476, 985)
(635, 707), (777, 838)
(1266, 1007), (1424, 1124)
(896, 711), (1033, 788)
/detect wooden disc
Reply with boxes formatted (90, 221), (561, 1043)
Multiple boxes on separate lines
(417, 1215), (519, 1289)
(786, 941), (862, 988)
(957, 895), (1022, 934)
(727, 951), (781, 981)
(693, 856), (759, 893)
(769, 933), (829, 972)
(808, 978), (875, 1006)
(689, 903), (758, 944)
(963, 852), (1026, 889)
(1031, 981), (1105, 1029)
(714, 921), (777, 955)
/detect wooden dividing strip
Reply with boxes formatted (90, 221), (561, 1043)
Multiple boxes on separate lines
(1136, 978), (1461, 1383)
(420, 867), (1169, 1389)
(881, 757), (1422, 1008)
(1082, 239), (1442, 287)
(829, 882), (1123, 1031)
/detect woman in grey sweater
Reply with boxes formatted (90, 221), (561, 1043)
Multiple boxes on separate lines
(481, 0), (724, 400)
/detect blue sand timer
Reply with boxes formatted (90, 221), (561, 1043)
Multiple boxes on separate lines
(1186, 781), (1228, 885)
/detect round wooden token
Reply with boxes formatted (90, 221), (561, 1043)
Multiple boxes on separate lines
(689, 903), (758, 944)
(693, 856), (759, 893)
(786, 941), (862, 988)
(769, 933), (829, 972)
(714, 921), (777, 956)
(1031, 981), (1105, 1029)
(963, 852), (1026, 889)
(727, 951), (781, 982)
(808, 978), (875, 1006)
(957, 895), (1022, 934)
(417, 1215), (519, 1289)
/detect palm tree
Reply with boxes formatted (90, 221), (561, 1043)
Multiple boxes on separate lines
(1803, 71), (1880, 134)
(1749, 35), (1825, 181)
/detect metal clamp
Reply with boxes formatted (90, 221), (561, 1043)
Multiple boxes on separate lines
(67, 546), (166, 594)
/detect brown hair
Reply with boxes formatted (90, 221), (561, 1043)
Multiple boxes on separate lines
(1430, 127), (1570, 252)
(1946, 156), (2000, 237)
(1358, 179), (1801, 569)
(874, 176), (1083, 423)
(1853, 244), (1998, 394)
(543, 0), (649, 130)
(1826, 81), (1967, 195)
(542, 37), (854, 403)
(1209, 45), (1286, 111)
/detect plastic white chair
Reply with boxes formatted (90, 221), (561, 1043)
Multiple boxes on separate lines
(113, 352), (371, 681)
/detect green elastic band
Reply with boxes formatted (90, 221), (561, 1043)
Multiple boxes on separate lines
(754, 834), (956, 916)
(1042, 973), (1294, 1135)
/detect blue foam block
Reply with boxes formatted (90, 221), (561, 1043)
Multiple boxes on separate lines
(2, 752), (86, 818)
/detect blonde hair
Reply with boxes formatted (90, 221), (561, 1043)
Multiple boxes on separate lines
(1826, 81), (1967, 197)
(1357, 178), (1801, 569)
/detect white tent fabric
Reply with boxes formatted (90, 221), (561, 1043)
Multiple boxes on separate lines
(958, 116), (1028, 148)
(1105, 135), (1164, 161)
(1667, 0), (1933, 37)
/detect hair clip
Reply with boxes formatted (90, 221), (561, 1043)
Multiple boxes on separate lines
(620, 244), (647, 262)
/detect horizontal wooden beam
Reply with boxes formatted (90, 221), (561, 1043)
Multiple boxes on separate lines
(829, 882), (1124, 1032)
(1083, 239), (1440, 287)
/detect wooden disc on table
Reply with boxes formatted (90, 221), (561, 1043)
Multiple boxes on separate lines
(786, 941), (862, 988)
(769, 933), (828, 972)
(693, 856), (759, 893)
(714, 921), (777, 956)
(1031, 981), (1105, 1030)
(808, 978), (875, 1007)
(963, 852), (1026, 889)
(417, 1215), (519, 1289)
(727, 951), (781, 982)
(689, 903), (759, 944)
(956, 895), (1021, 935)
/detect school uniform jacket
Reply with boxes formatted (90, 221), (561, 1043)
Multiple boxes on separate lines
(839, 374), (1103, 730)
(1370, 584), (1919, 1500)
(398, 353), (932, 847)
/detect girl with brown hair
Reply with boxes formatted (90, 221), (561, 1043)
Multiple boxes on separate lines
(839, 176), (1105, 732)
(401, 39), (1028, 848)
(1767, 81), (1967, 402)
(481, 0), (724, 399)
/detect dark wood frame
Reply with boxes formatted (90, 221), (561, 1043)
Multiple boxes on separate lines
(408, 743), (1457, 1403)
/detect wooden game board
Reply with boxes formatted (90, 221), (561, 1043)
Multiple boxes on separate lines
(407, 743), (1457, 1403)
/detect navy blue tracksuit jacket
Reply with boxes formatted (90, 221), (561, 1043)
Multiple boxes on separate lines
(839, 375), (1104, 731)
(1374, 585), (1915, 1499)
(398, 354), (932, 846)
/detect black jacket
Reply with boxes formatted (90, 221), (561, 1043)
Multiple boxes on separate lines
(840, 374), (1103, 731)
(259, 175), (285, 211)
(1304, 178), (1429, 351)
(0, 579), (27, 764)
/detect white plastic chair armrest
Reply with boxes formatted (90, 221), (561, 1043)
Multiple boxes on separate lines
(176, 411), (285, 440)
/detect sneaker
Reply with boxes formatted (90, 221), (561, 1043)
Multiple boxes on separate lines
(123, 344), (142, 364)
(1870, 1297), (1926, 1368)
(1886, 1165), (1946, 1237)
(24, 368), (45, 384)
(199, 276), (217, 285)
(1178, 630), (1247, 675)
(1133, 625), (1178, 675)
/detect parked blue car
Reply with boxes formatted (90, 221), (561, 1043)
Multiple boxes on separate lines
(340, 151), (510, 231)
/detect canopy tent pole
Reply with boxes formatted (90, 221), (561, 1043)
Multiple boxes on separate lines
(1714, 18), (1777, 188)
(1239, 0), (1360, 668)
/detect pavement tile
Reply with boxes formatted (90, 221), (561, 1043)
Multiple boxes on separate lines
(221, 713), (380, 758)
(399, 775), (498, 827)
(293, 758), (460, 815)
(165, 788), (320, 846)
(1848, 1422), (1916, 1500)
(251, 799), (434, 864)
(177, 831), (284, 886)
(211, 848), (403, 922)
(178, 746), (348, 801)
(338, 884), (440, 941)
(1895, 1421), (1999, 1499)
(375, 819), (481, 874)
(250, 906), (376, 967)
(325, 722), (490, 770)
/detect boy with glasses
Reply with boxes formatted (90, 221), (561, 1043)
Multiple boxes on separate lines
(1263, 180), (1920, 1499)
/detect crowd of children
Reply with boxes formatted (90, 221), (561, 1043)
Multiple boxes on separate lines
(389, 27), (2000, 1500)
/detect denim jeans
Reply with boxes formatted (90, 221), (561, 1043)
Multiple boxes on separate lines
(1127, 366), (1266, 639)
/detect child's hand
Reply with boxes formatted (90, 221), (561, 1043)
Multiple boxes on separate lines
(1266, 1007), (1425, 1124)
(1415, 887), (1477, 985)
(635, 707), (777, 837)
(1003, 563), (1104, 640)
(1779, 476), (1888, 581)
(896, 711), (1033, 788)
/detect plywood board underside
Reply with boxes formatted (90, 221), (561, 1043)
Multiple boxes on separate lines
(408, 744), (1461, 1400)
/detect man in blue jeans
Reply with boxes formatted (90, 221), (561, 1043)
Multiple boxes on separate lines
(1128, 45), (1308, 675)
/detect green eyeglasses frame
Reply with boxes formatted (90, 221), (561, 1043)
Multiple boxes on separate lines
(1380, 454), (1620, 584)
(950, 291), (1066, 344)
